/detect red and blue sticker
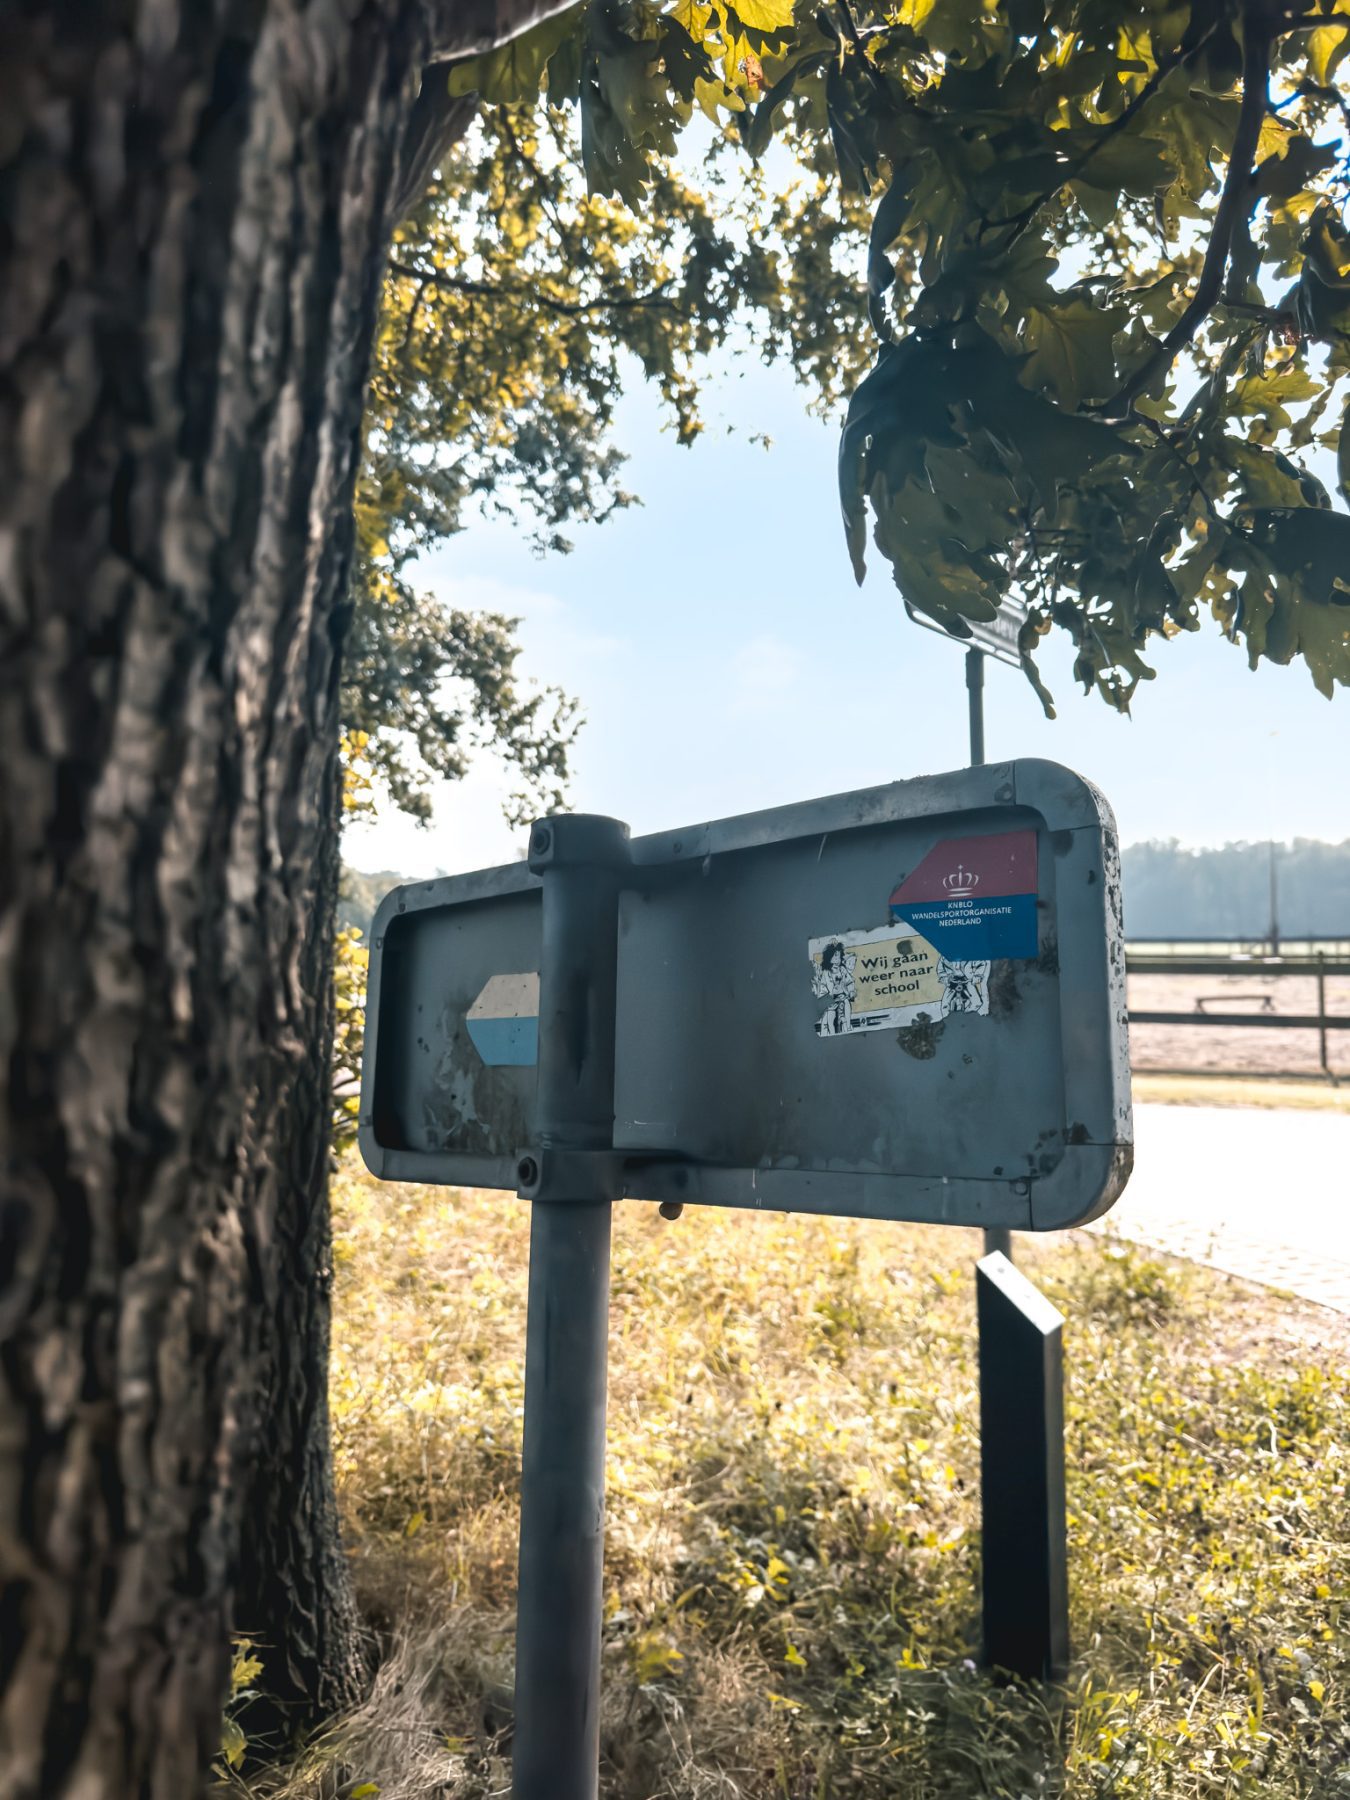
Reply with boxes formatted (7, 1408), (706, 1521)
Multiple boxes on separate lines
(889, 829), (1038, 962)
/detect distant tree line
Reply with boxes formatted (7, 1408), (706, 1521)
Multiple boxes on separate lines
(343, 840), (1350, 946)
(338, 866), (404, 937)
(1122, 839), (1350, 940)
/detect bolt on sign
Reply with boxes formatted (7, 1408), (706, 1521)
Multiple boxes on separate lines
(360, 760), (1132, 1232)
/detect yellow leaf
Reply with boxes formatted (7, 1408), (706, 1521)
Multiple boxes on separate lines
(670, 0), (715, 41)
(1310, 1680), (1326, 1702)
(231, 1652), (264, 1693)
(220, 1718), (247, 1771)
(726, 0), (794, 30)
(1307, 23), (1350, 86)
(693, 74), (743, 119)
(404, 1510), (427, 1538)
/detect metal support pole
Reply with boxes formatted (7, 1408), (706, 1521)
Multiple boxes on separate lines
(966, 649), (1012, 1260)
(512, 814), (629, 1800)
(965, 645), (986, 769)
(1318, 950), (1329, 1076)
(977, 1253), (1069, 1681)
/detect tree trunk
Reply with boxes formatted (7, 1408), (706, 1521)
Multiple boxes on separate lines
(231, 765), (370, 1739)
(0, 0), (574, 1789)
(0, 6), (431, 1791)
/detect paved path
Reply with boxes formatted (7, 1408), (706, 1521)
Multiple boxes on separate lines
(1092, 1104), (1350, 1314)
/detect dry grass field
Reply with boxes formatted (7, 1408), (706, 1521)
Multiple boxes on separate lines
(1128, 970), (1350, 1078)
(231, 1164), (1350, 1800)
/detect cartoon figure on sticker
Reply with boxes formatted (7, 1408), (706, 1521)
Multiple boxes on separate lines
(937, 957), (991, 1018)
(812, 939), (857, 1036)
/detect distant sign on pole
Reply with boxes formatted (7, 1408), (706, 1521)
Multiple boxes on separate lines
(905, 596), (1029, 669)
(360, 760), (1132, 1233)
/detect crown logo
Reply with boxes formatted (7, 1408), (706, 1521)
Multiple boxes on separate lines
(943, 864), (979, 896)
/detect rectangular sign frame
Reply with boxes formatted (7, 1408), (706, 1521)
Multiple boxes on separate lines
(359, 760), (1131, 1232)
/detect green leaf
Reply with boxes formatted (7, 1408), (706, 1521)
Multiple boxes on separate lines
(867, 171), (915, 339)
(1295, 205), (1350, 340)
(742, 53), (827, 156)
(581, 11), (686, 204)
(1018, 296), (1125, 410)
(448, 7), (583, 103)
(838, 345), (911, 584)
(1226, 440), (1313, 511)
(1242, 507), (1350, 606)
(838, 338), (961, 584)
(1070, 133), (1174, 198)
(1254, 132), (1337, 204)
(1231, 366), (1319, 441)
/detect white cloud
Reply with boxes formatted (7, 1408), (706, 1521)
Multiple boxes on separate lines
(415, 568), (564, 623)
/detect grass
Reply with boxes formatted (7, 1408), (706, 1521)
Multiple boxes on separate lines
(245, 1164), (1350, 1800)
(1132, 1073), (1350, 1113)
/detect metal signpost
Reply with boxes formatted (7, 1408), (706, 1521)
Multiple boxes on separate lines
(902, 601), (1081, 1679)
(905, 597), (1029, 1258)
(360, 760), (1132, 1798)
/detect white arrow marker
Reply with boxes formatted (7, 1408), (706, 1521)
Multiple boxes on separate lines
(466, 972), (540, 1067)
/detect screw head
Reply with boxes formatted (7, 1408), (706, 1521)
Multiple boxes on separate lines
(531, 826), (552, 856)
(517, 1155), (540, 1188)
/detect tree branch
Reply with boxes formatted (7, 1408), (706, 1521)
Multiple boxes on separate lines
(1099, 19), (1272, 418)
(386, 259), (681, 317)
(1281, 74), (1350, 137)
(392, 77), (478, 221)
(426, 0), (580, 63)
(991, 28), (1216, 248)
(1271, 11), (1350, 36)
(834, 0), (892, 104)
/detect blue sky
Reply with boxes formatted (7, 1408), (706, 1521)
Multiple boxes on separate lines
(347, 355), (1349, 879)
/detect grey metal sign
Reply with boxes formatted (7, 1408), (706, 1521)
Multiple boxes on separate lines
(360, 759), (1131, 1232)
(905, 596), (1029, 668)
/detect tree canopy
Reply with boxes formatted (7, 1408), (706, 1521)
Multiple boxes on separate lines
(434, 0), (1350, 717)
(344, 97), (874, 823)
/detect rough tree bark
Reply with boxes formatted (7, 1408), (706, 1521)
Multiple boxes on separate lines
(0, 2), (568, 1793)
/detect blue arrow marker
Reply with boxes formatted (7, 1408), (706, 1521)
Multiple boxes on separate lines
(466, 971), (540, 1067)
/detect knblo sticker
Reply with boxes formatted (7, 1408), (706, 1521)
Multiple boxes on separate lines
(889, 830), (1038, 962)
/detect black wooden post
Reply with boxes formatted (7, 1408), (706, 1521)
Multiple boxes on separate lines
(977, 1251), (1069, 1680)
(511, 814), (630, 1800)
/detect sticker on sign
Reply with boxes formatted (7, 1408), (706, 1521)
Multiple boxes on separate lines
(904, 597), (1028, 669)
(889, 829), (1039, 961)
(467, 972), (539, 1067)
